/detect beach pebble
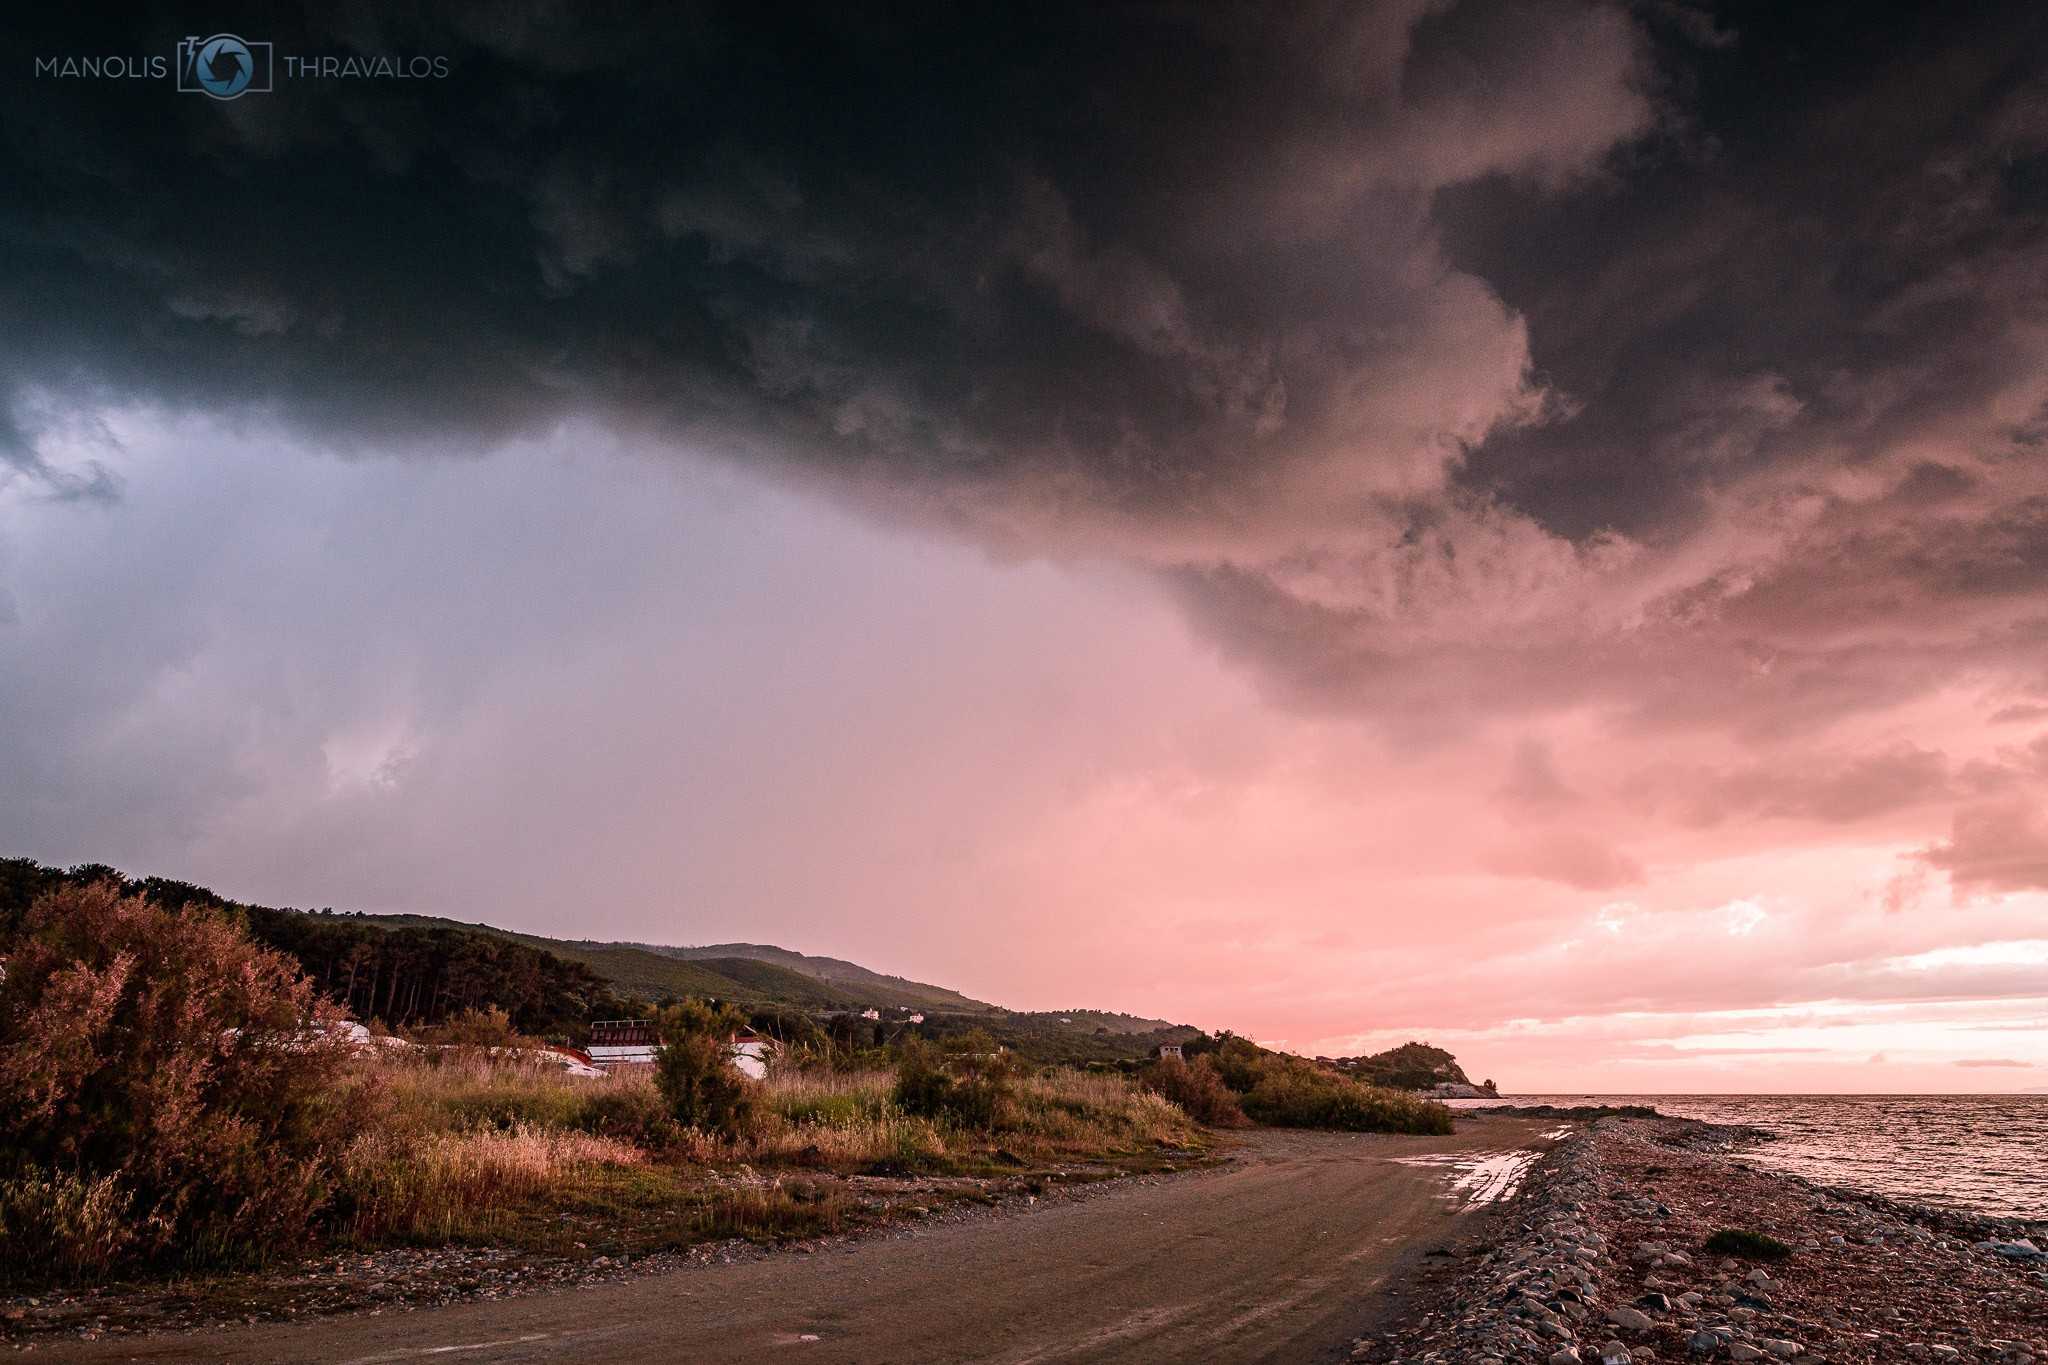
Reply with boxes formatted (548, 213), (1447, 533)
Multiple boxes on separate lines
(1607, 1306), (1655, 1331)
(1978, 1239), (2045, 1261)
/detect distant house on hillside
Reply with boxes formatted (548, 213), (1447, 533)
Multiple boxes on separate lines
(587, 1019), (660, 1072)
(907, 1012), (924, 1024)
(860, 1008), (881, 1021)
(1156, 1043), (1184, 1061)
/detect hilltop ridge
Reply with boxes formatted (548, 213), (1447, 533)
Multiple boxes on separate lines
(0, 856), (1489, 1080)
(1323, 1042), (1499, 1096)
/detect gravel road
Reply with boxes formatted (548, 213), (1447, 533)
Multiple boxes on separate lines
(36, 1116), (1558, 1365)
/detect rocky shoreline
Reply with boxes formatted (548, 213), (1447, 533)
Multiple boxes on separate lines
(1358, 1115), (2048, 1364)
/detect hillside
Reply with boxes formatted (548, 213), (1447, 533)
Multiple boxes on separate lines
(1324, 1042), (1493, 1093)
(1019, 1009), (1187, 1035)
(641, 942), (994, 1013)
(1, 856), (1491, 1077)
(0, 858), (1006, 1029)
(286, 911), (967, 1014)
(0, 860), (632, 1039)
(924, 1011), (1203, 1066)
(349, 918), (982, 1012)
(500, 936), (875, 1011)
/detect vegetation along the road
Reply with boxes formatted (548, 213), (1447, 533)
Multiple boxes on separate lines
(0, 866), (1453, 1286)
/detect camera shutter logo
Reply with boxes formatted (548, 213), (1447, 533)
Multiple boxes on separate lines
(176, 34), (273, 99)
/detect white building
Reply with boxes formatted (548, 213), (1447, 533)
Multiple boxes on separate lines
(586, 1018), (777, 1079)
(586, 1019), (660, 1071)
(730, 1026), (773, 1080)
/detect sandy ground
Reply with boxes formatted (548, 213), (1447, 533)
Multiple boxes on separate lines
(23, 1115), (1560, 1365)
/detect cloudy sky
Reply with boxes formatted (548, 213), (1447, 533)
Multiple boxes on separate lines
(5, 2), (2048, 1090)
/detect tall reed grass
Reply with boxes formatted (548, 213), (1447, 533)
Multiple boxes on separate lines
(339, 1124), (645, 1243)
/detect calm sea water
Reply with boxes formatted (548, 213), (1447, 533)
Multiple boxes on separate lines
(1452, 1094), (2048, 1220)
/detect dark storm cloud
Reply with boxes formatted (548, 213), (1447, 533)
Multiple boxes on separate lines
(6, 0), (2048, 751)
(0, 3), (1640, 506)
(1918, 798), (2048, 893)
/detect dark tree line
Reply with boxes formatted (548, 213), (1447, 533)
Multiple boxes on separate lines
(0, 858), (633, 1041)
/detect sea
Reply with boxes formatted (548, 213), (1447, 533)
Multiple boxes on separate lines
(1449, 1094), (2048, 1220)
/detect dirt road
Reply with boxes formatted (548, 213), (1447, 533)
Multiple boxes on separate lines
(40, 1115), (1559, 1365)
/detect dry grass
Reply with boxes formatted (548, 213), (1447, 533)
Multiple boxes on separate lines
(997, 1069), (1194, 1155)
(693, 1180), (848, 1241)
(3, 887), (1215, 1283)
(739, 1069), (950, 1169)
(0, 1171), (134, 1280)
(323, 1049), (1203, 1254)
(376, 1048), (603, 1133)
(732, 1065), (1198, 1170)
(762, 1068), (897, 1124)
(338, 1124), (645, 1243)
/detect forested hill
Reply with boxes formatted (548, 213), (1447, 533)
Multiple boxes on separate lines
(0, 858), (632, 1039)
(0, 858), (987, 1038)
(0, 858), (1487, 1079)
(1322, 1042), (1491, 1092)
(633, 942), (991, 1013)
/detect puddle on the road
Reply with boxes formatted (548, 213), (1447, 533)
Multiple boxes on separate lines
(1394, 1148), (1542, 1205)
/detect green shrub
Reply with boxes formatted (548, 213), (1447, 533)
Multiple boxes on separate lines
(1705, 1228), (1792, 1261)
(1194, 1032), (1451, 1134)
(413, 1005), (526, 1051)
(893, 1032), (1015, 1130)
(0, 881), (360, 1279)
(1239, 1061), (1453, 1134)
(654, 1000), (757, 1138)
(1140, 1056), (1248, 1127)
(574, 1081), (683, 1151)
(1204, 1039), (1269, 1096)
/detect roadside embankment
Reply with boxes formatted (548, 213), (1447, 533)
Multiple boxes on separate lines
(1359, 1115), (2048, 1364)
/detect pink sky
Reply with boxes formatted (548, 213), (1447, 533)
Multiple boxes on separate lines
(5, 415), (2046, 1093)
(4, 5), (2047, 1092)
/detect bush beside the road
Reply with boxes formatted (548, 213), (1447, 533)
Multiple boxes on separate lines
(1196, 1035), (1454, 1135)
(0, 884), (1205, 1283)
(0, 881), (361, 1280)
